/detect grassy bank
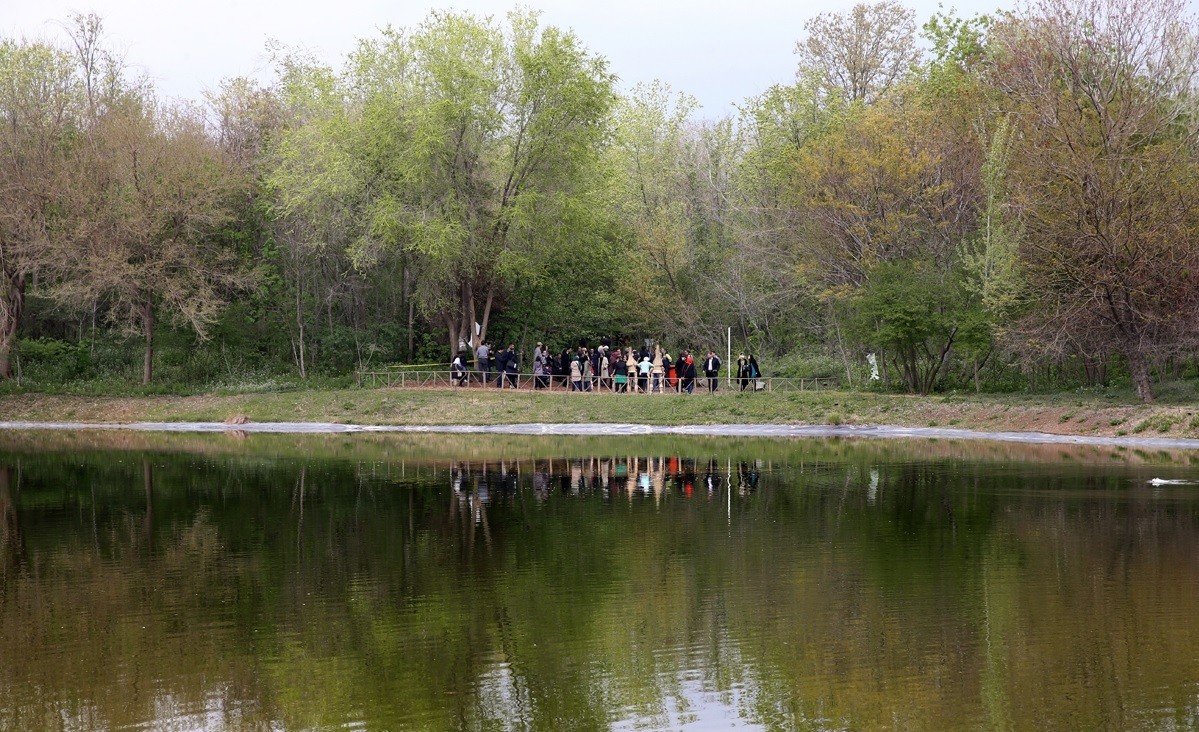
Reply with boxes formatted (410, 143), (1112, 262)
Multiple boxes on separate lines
(2, 385), (1199, 439)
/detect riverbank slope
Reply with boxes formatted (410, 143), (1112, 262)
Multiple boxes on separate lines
(2, 387), (1197, 439)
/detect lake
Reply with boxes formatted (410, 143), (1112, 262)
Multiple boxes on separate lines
(1, 430), (1198, 731)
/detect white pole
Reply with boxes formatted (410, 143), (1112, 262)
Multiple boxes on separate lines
(727, 327), (732, 388)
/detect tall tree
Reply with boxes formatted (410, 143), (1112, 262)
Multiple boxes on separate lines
(795, 89), (983, 392)
(354, 10), (617, 354)
(61, 98), (254, 384)
(607, 82), (701, 336)
(991, 0), (1199, 401)
(0, 39), (80, 378)
(795, 1), (921, 104)
(262, 54), (365, 377)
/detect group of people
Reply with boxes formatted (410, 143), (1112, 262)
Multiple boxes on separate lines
(450, 338), (762, 393)
(454, 342), (521, 388)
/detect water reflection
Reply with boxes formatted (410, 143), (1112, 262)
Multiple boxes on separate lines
(1, 433), (1199, 730)
(449, 456), (765, 506)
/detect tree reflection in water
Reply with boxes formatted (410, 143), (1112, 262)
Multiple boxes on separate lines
(0, 433), (1197, 730)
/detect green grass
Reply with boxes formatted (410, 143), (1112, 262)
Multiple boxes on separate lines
(1, 383), (1197, 441)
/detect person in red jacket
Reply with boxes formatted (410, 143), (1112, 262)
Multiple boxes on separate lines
(680, 351), (696, 394)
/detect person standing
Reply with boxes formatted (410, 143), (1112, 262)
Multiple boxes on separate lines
(559, 348), (572, 388)
(503, 344), (519, 389)
(638, 353), (652, 394)
(679, 350), (696, 394)
(651, 346), (664, 393)
(612, 348), (626, 392)
(737, 353), (750, 391)
(599, 347), (611, 391)
(451, 353), (468, 386)
(533, 350), (547, 389)
(580, 347), (593, 392)
(570, 354), (583, 392)
(493, 345), (508, 388)
(748, 353), (761, 390)
(476, 341), (490, 385)
(704, 351), (722, 393)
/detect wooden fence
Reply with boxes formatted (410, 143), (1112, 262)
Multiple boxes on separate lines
(357, 368), (838, 393)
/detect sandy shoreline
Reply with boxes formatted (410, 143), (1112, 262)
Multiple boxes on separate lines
(3, 420), (1199, 450)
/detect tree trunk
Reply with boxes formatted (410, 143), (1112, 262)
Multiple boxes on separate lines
(479, 285), (495, 348)
(294, 283), (307, 379)
(446, 317), (459, 359)
(1081, 353), (1107, 387)
(404, 266), (414, 359)
(1126, 345), (1154, 403)
(921, 326), (958, 395)
(464, 282), (475, 350)
(904, 348), (919, 393)
(141, 300), (155, 385)
(0, 273), (26, 380)
(830, 307), (852, 386)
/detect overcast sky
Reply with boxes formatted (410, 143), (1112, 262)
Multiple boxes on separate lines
(5, 0), (1015, 117)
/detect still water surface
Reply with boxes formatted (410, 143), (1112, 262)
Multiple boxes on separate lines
(2, 431), (1199, 731)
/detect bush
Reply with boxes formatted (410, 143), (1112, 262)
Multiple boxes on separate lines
(15, 338), (91, 382)
(769, 349), (845, 380)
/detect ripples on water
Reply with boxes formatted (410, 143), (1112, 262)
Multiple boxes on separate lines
(2, 433), (1199, 730)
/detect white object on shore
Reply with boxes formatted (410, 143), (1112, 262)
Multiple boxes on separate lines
(1148, 478), (1198, 486)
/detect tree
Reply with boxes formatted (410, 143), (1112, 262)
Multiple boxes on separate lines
(354, 10), (617, 355)
(797, 98), (977, 290)
(961, 117), (1023, 325)
(0, 38), (80, 378)
(795, 1), (920, 104)
(730, 81), (840, 353)
(852, 260), (974, 394)
(61, 97), (254, 384)
(990, 0), (1199, 401)
(263, 54), (367, 377)
(794, 87), (984, 392)
(606, 82), (703, 336)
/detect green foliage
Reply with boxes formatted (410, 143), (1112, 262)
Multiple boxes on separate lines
(850, 260), (984, 394)
(320, 9), (620, 353)
(922, 10), (991, 67)
(5, 3), (1199, 401)
(960, 116), (1024, 325)
(15, 338), (90, 382)
(768, 349), (844, 379)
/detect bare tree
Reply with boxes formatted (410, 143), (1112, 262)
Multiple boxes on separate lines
(0, 39), (81, 378)
(795, 1), (921, 104)
(59, 98), (255, 384)
(992, 0), (1199, 401)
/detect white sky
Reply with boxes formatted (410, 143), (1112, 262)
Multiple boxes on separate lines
(5, 0), (1015, 117)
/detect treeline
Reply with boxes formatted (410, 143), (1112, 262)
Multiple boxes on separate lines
(2, 0), (1197, 399)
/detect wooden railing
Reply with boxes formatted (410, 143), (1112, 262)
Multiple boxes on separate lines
(357, 368), (838, 392)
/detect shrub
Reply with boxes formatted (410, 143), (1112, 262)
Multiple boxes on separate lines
(15, 338), (91, 382)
